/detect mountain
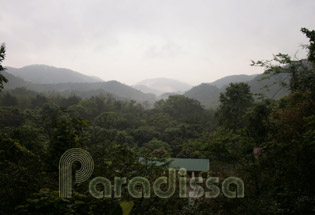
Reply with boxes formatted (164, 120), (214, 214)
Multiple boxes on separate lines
(184, 73), (289, 109)
(6, 65), (103, 84)
(209, 74), (258, 88)
(2, 64), (289, 107)
(184, 84), (220, 108)
(27, 81), (156, 102)
(135, 78), (192, 95)
(3, 67), (156, 104)
(247, 73), (289, 99)
(132, 84), (163, 95)
(2, 71), (31, 89)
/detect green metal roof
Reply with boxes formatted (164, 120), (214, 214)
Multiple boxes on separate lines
(140, 157), (209, 172)
(169, 158), (209, 172)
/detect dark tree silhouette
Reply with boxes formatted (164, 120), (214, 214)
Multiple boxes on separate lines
(0, 43), (8, 91)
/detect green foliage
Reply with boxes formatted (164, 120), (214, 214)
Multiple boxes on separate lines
(15, 188), (122, 215)
(246, 99), (274, 145)
(141, 138), (171, 158)
(0, 43), (8, 91)
(216, 82), (253, 130)
(251, 28), (315, 96)
(301, 27), (315, 62)
(95, 112), (127, 130)
(0, 106), (24, 128)
(31, 94), (48, 107)
(0, 135), (43, 214)
(0, 92), (18, 106)
(155, 95), (206, 124)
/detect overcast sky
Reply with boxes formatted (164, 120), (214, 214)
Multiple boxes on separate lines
(1, 0), (315, 85)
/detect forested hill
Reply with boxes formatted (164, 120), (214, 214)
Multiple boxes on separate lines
(6, 65), (103, 84)
(135, 78), (192, 95)
(185, 73), (289, 108)
(3, 70), (156, 103)
(1, 71), (32, 89)
(3, 64), (289, 107)
(209, 74), (258, 88)
(28, 81), (156, 102)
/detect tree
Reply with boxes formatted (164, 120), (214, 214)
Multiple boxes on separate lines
(155, 95), (208, 125)
(240, 27), (315, 215)
(0, 92), (18, 106)
(251, 28), (315, 96)
(246, 99), (274, 146)
(216, 82), (254, 130)
(31, 94), (48, 107)
(94, 112), (127, 130)
(301, 28), (315, 62)
(141, 138), (171, 158)
(0, 43), (8, 91)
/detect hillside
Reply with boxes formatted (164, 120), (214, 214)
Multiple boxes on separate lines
(2, 65), (289, 107)
(184, 73), (289, 108)
(2, 71), (31, 88)
(209, 74), (258, 88)
(6, 65), (103, 84)
(3, 70), (156, 103)
(132, 84), (163, 95)
(247, 73), (289, 99)
(184, 84), (221, 108)
(28, 81), (156, 102)
(135, 78), (191, 95)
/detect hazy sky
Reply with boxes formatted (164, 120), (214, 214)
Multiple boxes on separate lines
(1, 0), (315, 85)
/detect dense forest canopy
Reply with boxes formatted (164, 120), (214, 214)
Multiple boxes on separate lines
(0, 28), (315, 214)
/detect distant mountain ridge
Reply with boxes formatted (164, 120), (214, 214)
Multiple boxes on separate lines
(135, 78), (192, 95)
(209, 74), (258, 88)
(2, 64), (289, 108)
(184, 73), (289, 108)
(184, 84), (221, 108)
(3, 65), (155, 104)
(6, 65), (103, 84)
(132, 84), (163, 95)
(27, 81), (156, 102)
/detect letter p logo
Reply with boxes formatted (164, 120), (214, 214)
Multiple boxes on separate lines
(59, 148), (94, 198)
